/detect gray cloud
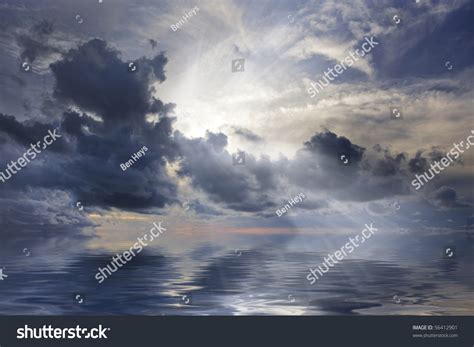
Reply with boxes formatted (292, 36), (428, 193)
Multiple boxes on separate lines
(17, 19), (60, 63)
(1, 38), (179, 212)
(176, 129), (415, 211)
(431, 186), (470, 209)
(231, 126), (263, 143)
(51, 39), (169, 127)
(176, 131), (278, 212)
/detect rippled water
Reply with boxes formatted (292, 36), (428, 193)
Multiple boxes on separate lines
(0, 234), (472, 315)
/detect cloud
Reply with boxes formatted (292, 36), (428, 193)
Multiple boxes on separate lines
(176, 131), (279, 212)
(407, 147), (465, 175)
(0, 113), (66, 152)
(51, 39), (170, 127)
(231, 126), (263, 143)
(303, 131), (365, 163)
(0, 38), (180, 212)
(287, 131), (413, 202)
(176, 129), (414, 212)
(17, 19), (61, 63)
(431, 186), (470, 208)
(371, 145), (406, 177)
(149, 39), (158, 50)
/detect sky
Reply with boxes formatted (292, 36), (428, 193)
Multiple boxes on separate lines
(0, 0), (473, 259)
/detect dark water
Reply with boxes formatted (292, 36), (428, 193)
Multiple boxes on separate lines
(0, 237), (472, 315)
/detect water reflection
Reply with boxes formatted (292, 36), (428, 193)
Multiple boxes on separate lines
(0, 242), (472, 315)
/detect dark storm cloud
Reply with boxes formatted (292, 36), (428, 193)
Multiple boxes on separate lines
(176, 129), (414, 211)
(407, 148), (463, 175)
(371, 145), (406, 177)
(176, 131), (278, 212)
(431, 186), (470, 209)
(408, 150), (429, 174)
(51, 39), (170, 127)
(0, 113), (67, 152)
(175, 128), (446, 211)
(287, 131), (412, 202)
(303, 131), (365, 164)
(1, 38), (179, 212)
(426, 148), (446, 163)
